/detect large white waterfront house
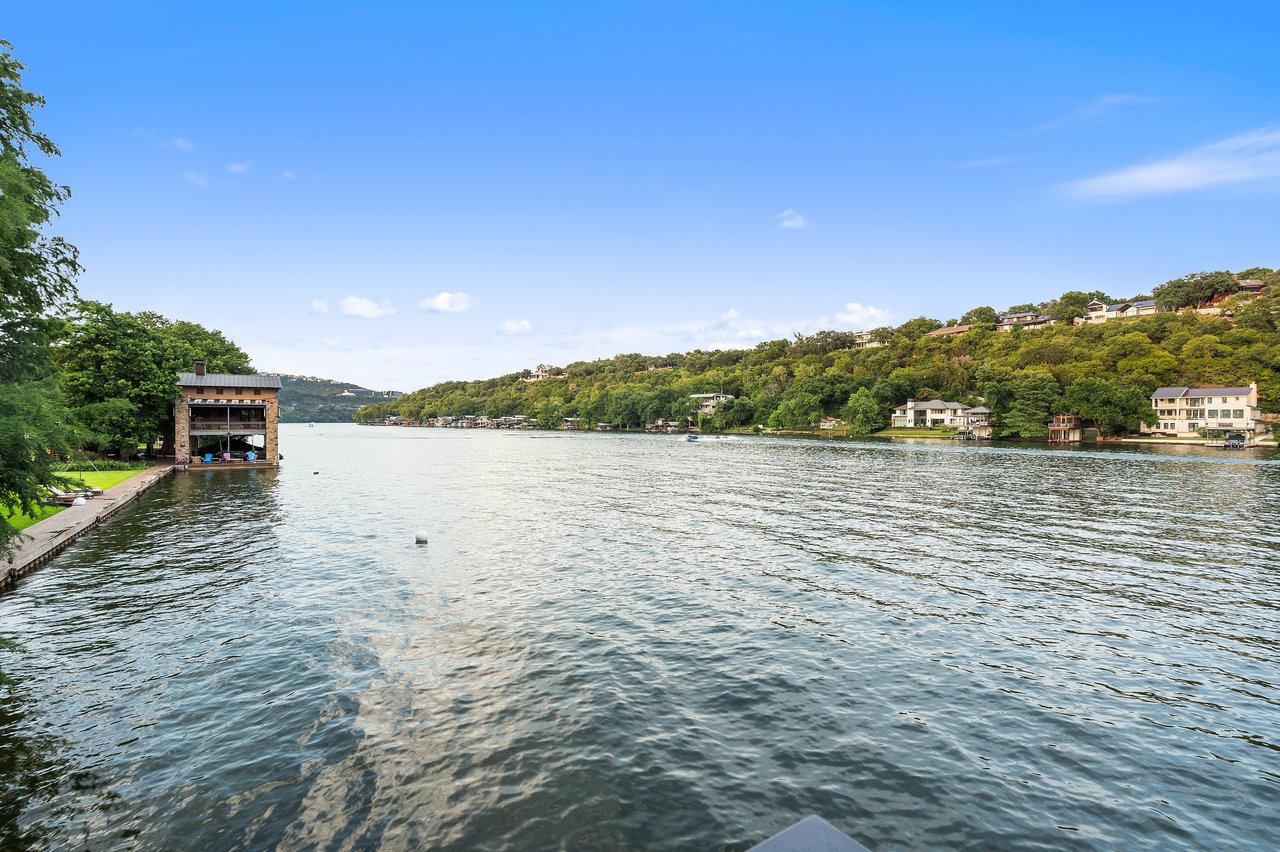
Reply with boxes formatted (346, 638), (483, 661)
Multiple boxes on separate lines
(1144, 383), (1263, 436)
(891, 399), (966, 429)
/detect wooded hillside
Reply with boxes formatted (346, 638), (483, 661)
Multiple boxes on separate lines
(356, 278), (1280, 439)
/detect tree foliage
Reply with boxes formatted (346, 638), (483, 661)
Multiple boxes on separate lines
(0, 41), (80, 553)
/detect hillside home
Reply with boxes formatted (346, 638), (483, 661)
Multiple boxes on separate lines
(1075, 299), (1161, 325)
(848, 331), (886, 350)
(996, 312), (1056, 332)
(690, 393), (734, 416)
(925, 324), (972, 337)
(1144, 383), (1263, 437)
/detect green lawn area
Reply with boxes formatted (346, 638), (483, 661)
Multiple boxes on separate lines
(873, 427), (957, 437)
(3, 468), (147, 532)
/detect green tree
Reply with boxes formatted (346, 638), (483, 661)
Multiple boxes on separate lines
(767, 392), (822, 429)
(960, 306), (1000, 326)
(58, 301), (187, 456)
(839, 387), (886, 435)
(0, 40), (81, 553)
(1061, 377), (1155, 435)
(996, 370), (1060, 439)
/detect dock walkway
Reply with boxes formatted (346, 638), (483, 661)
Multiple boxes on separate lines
(2, 464), (175, 587)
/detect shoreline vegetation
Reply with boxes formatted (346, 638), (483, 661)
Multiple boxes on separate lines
(354, 274), (1280, 444)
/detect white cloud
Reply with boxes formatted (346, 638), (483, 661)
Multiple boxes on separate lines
(417, 291), (475, 313)
(183, 171), (207, 187)
(340, 296), (396, 318)
(1035, 94), (1161, 131)
(309, 299), (329, 314)
(163, 136), (196, 151)
(1062, 128), (1280, 200)
(776, 209), (809, 229)
(226, 162), (250, 174)
(282, 169), (296, 180)
(835, 302), (891, 328)
(498, 319), (533, 335)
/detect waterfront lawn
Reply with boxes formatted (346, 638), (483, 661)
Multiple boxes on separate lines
(874, 427), (957, 438)
(3, 469), (146, 532)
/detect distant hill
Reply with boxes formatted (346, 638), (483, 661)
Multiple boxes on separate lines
(273, 374), (403, 422)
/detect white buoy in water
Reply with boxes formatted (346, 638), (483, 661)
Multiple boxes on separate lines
(414, 530), (429, 545)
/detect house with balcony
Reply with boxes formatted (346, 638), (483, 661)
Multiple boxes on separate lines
(996, 312), (1056, 332)
(175, 362), (281, 467)
(890, 399), (972, 429)
(847, 330), (886, 350)
(1047, 413), (1083, 443)
(1144, 383), (1263, 437)
(690, 393), (734, 416)
(1075, 299), (1162, 325)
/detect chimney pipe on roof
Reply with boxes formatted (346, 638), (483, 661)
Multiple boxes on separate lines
(195, 361), (206, 376)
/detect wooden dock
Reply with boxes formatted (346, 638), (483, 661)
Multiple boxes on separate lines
(1, 464), (175, 588)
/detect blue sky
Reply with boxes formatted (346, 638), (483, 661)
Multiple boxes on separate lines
(9, 2), (1280, 390)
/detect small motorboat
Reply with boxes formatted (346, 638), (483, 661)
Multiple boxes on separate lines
(685, 434), (699, 442)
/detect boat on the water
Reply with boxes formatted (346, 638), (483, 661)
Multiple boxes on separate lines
(685, 433), (698, 442)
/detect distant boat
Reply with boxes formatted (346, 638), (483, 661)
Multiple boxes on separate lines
(685, 433), (698, 442)
(308, 422), (315, 428)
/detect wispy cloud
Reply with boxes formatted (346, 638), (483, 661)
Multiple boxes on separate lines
(417, 291), (475, 313)
(309, 299), (329, 314)
(226, 162), (250, 174)
(163, 136), (196, 152)
(182, 171), (207, 188)
(498, 319), (533, 335)
(1035, 94), (1161, 131)
(340, 296), (396, 318)
(1062, 128), (1280, 200)
(281, 169), (296, 180)
(776, 209), (809, 229)
(835, 302), (891, 327)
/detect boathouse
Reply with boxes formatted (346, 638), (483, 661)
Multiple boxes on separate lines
(1047, 413), (1083, 443)
(174, 362), (281, 467)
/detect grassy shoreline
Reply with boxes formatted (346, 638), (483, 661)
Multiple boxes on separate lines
(4, 468), (147, 532)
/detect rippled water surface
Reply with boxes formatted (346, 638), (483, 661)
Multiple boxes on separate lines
(2, 425), (1279, 850)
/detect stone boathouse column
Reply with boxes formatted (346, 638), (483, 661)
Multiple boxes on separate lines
(264, 395), (279, 464)
(174, 394), (191, 460)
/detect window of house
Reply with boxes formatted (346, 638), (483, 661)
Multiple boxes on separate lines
(214, 388), (223, 395)
(254, 389), (263, 396)
(1221, 397), (1228, 404)
(1234, 409), (1244, 419)
(1208, 410), (1218, 418)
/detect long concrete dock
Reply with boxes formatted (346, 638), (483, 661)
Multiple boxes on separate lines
(1, 464), (175, 587)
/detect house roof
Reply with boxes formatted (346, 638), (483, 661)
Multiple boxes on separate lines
(966, 406), (990, 413)
(925, 324), (972, 336)
(901, 399), (968, 410)
(1107, 299), (1157, 310)
(177, 372), (282, 389)
(1151, 386), (1253, 399)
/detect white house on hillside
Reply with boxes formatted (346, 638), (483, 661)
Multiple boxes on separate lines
(690, 393), (734, 416)
(1144, 383), (1263, 436)
(1075, 299), (1161, 325)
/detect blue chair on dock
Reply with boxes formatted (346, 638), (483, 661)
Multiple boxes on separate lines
(203, 453), (213, 464)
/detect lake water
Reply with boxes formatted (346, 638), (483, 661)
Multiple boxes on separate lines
(2, 424), (1279, 850)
